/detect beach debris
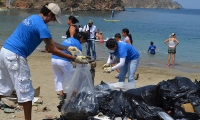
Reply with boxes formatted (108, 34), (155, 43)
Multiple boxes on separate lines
(1, 98), (17, 108)
(34, 86), (40, 97)
(4, 108), (15, 113)
(37, 105), (50, 112)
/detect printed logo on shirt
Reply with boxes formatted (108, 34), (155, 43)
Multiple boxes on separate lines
(23, 18), (33, 26)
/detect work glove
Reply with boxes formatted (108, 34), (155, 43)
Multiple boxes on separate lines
(102, 63), (110, 69)
(74, 56), (88, 64)
(103, 67), (113, 73)
(67, 46), (81, 56)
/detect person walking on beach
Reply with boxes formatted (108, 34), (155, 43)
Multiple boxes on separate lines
(148, 41), (159, 54)
(0, 3), (87, 120)
(66, 15), (79, 39)
(122, 28), (133, 45)
(102, 38), (140, 83)
(82, 20), (97, 60)
(51, 32), (88, 98)
(164, 33), (179, 67)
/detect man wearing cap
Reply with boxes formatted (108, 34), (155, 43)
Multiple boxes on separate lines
(82, 20), (97, 60)
(0, 3), (86, 120)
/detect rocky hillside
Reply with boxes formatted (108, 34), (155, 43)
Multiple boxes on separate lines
(1, 0), (124, 11)
(0, 0), (182, 10)
(122, 0), (182, 9)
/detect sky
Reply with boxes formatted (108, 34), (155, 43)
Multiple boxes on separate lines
(173, 0), (200, 9)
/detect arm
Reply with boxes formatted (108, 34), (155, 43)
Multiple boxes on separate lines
(111, 57), (125, 70)
(175, 39), (179, 47)
(106, 54), (111, 64)
(126, 40), (132, 45)
(69, 26), (76, 37)
(43, 38), (75, 61)
(164, 39), (169, 45)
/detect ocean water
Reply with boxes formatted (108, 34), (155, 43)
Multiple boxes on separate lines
(0, 8), (200, 72)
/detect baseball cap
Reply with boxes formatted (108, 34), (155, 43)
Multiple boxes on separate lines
(171, 33), (176, 36)
(46, 3), (61, 24)
(88, 20), (93, 24)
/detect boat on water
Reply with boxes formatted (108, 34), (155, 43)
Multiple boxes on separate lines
(103, 19), (120, 22)
(61, 36), (108, 42)
(0, 8), (8, 11)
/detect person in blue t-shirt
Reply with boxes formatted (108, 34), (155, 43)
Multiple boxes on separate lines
(148, 42), (159, 54)
(102, 38), (140, 83)
(0, 3), (87, 120)
(51, 32), (88, 97)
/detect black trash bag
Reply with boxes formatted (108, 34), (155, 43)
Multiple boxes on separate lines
(132, 103), (168, 120)
(94, 81), (112, 98)
(124, 85), (160, 107)
(157, 77), (200, 111)
(61, 91), (98, 120)
(98, 90), (132, 119)
(61, 64), (98, 120)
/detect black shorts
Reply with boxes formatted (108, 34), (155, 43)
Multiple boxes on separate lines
(168, 47), (176, 54)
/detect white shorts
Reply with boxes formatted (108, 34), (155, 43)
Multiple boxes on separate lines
(0, 48), (34, 103)
(51, 58), (74, 92)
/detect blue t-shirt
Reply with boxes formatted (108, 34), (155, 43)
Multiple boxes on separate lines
(52, 37), (82, 62)
(3, 14), (51, 58)
(148, 45), (156, 54)
(112, 42), (139, 61)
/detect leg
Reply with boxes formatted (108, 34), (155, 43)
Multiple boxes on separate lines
(51, 59), (64, 96)
(91, 40), (96, 60)
(23, 101), (32, 120)
(128, 59), (139, 82)
(167, 53), (171, 67)
(172, 54), (175, 67)
(118, 62), (128, 82)
(86, 41), (91, 57)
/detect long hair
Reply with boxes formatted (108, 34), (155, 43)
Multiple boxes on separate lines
(68, 16), (79, 24)
(122, 28), (133, 44)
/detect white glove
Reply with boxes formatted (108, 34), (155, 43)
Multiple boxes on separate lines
(67, 46), (81, 56)
(74, 56), (88, 64)
(103, 67), (113, 73)
(102, 63), (110, 69)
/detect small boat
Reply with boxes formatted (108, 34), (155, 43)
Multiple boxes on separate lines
(103, 19), (120, 22)
(62, 36), (108, 42)
(65, 15), (79, 17)
(0, 8), (8, 11)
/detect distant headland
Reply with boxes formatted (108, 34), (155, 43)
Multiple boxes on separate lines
(0, 0), (182, 11)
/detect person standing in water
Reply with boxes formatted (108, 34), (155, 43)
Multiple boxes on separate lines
(148, 41), (159, 55)
(122, 28), (133, 45)
(164, 33), (179, 67)
(111, 9), (115, 20)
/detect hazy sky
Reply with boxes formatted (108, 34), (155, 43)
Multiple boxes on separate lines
(173, 0), (200, 9)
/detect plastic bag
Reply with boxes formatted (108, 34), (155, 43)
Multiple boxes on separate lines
(107, 82), (136, 91)
(61, 64), (98, 120)
(62, 68), (75, 93)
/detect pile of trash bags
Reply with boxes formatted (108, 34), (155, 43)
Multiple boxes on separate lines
(57, 64), (200, 120)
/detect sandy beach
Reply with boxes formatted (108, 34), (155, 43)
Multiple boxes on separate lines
(0, 51), (200, 120)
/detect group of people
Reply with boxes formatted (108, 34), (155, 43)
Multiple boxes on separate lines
(0, 2), (180, 120)
(147, 32), (179, 68)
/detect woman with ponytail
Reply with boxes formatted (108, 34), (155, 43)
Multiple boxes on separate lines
(122, 28), (133, 45)
(66, 15), (79, 39)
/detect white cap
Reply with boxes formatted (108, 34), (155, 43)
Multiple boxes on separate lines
(46, 3), (61, 24)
